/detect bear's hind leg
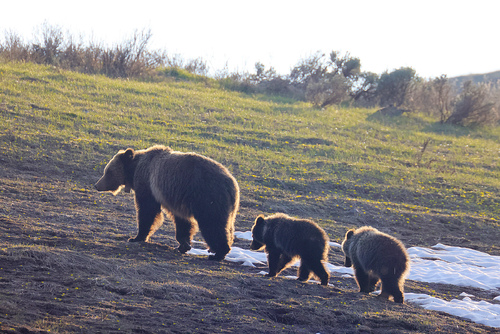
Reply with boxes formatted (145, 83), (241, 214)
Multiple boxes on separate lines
(297, 262), (312, 282)
(380, 277), (404, 303)
(129, 198), (163, 242)
(308, 259), (330, 286)
(368, 275), (380, 293)
(174, 216), (197, 254)
(196, 217), (232, 261)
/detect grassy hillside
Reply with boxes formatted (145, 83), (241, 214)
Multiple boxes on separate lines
(1, 62), (499, 333)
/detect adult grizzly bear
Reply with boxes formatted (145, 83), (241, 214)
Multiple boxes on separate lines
(250, 213), (330, 285)
(341, 226), (410, 303)
(95, 145), (240, 261)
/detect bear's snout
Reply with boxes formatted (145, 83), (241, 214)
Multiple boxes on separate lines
(94, 177), (106, 191)
(250, 240), (265, 251)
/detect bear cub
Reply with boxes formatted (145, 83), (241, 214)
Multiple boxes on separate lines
(341, 226), (410, 303)
(95, 145), (240, 261)
(250, 213), (330, 285)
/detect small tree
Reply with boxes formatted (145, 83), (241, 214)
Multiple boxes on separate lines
(252, 62), (279, 83)
(330, 51), (361, 79)
(289, 51), (361, 107)
(289, 52), (328, 99)
(376, 67), (417, 107)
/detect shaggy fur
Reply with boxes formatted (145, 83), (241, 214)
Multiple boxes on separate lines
(95, 145), (240, 261)
(250, 213), (330, 285)
(341, 226), (410, 303)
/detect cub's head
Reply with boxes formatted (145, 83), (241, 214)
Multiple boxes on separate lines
(94, 148), (134, 195)
(250, 215), (266, 251)
(341, 229), (355, 267)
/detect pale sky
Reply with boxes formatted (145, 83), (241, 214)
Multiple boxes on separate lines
(1, 0), (499, 78)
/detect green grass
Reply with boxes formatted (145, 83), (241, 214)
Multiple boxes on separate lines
(1, 61), (499, 223)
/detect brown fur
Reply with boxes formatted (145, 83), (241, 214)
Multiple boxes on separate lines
(250, 213), (330, 285)
(95, 145), (240, 261)
(341, 226), (410, 303)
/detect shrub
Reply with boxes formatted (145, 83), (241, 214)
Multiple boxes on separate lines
(433, 75), (454, 123)
(289, 52), (327, 97)
(1, 30), (30, 61)
(446, 81), (499, 126)
(351, 71), (379, 107)
(31, 23), (65, 65)
(305, 75), (350, 107)
(407, 75), (454, 122)
(0, 24), (165, 79)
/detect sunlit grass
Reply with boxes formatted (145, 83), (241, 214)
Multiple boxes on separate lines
(1, 61), (499, 223)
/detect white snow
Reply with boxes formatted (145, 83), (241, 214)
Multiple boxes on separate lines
(188, 232), (500, 329)
(407, 244), (500, 290)
(405, 294), (500, 328)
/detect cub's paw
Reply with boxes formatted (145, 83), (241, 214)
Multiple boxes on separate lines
(177, 243), (192, 254)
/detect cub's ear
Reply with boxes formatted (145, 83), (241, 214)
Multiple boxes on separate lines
(121, 148), (135, 162)
(255, 215), (265, 225)
(346, 229), (355, 239)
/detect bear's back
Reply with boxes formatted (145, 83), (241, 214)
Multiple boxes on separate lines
(351, 227), (409, 274)
(266, 214), (328, 259)
(140, 147), (239, 216)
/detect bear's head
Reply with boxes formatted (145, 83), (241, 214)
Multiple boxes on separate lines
(250, 215), (266, 251)
(341, 229), (355, 267)
(95, 148), (134, 195)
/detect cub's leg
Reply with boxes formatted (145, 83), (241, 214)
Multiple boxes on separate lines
(276, 254), (295, 274)
(266, 249), (282, 277)
(308, 259), (330, 286)
(354, 268), (372, 293)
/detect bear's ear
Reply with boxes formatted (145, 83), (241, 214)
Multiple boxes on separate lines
(346, 229), (355, 239)
(121, 148), (135, 162)
(255, 215), (265, 225)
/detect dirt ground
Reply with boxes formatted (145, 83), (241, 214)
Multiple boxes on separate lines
(1, 164), (499, 333)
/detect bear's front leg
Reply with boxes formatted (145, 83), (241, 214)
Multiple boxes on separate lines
(129, 194), (163, 242)
(266, 249), (282, 277)
(354, 268), (372, 293)
(276, 254), (294, 274)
